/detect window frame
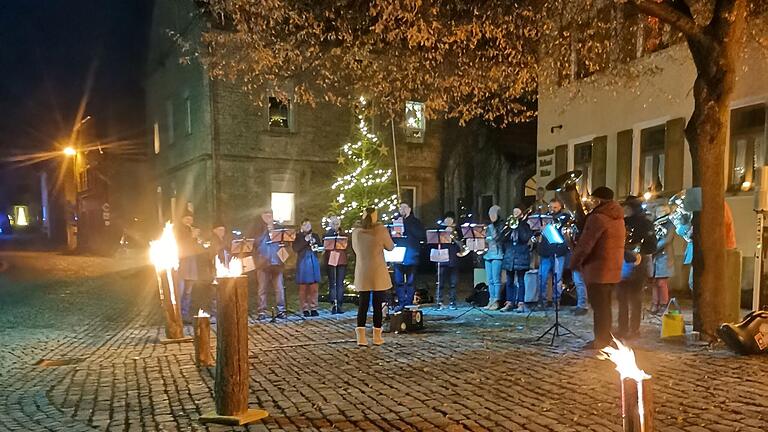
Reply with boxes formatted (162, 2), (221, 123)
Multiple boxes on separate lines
(267, 96), (293, 132)
(728, 102), (767, 192)
(404, 101), (426, 143)
(639, 124), (666, 195)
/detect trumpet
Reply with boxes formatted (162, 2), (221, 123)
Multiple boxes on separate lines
(498, 209), (530, 241)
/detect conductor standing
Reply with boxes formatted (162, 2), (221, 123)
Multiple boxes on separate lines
(392, 202), (425, 311)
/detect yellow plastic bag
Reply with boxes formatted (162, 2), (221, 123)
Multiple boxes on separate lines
(661, 298), (685, 338)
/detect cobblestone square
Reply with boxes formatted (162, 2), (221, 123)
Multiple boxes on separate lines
(1, 252), (766, 431)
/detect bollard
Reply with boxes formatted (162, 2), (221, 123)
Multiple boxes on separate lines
(193, 312), (214, 367)
(200, 276), (268, 426)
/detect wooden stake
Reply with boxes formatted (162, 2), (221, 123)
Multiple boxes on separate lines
(621, 378), (654, 432)
(200, 276), (268, 425)
(193, 315), (214, 367)
(157, 272), (184, 340)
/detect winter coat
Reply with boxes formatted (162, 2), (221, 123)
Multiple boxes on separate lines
(483, 223), (504, 261)
(175, 224), (199, 280)
(396, 214), (425, 266)
(201, 233), (231, 282)
(322, 228), (348, 266)
(501, 224), (533, 271)
(652, 222), (675, 278)
(293, 232), (322, 284)
(537, 212), (570, 258)
(571, 201), (626, 285)
(352, 224), (395, 291)
(253, 231), (284, 268)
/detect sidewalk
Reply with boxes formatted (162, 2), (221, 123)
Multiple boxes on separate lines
(1, 268), (766, 431)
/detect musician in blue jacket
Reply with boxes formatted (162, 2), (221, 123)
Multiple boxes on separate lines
(392, 202), (425, 311)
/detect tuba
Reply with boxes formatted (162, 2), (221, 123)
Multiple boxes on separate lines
(545, 170), (587, 243)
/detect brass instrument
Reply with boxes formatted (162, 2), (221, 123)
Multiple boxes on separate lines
(668, 190), (692, 243)
(545, 170), (587, 245)
(653, 214), (670, 240)
(437, 219), (471, 257)
(454, 231), (472, 257)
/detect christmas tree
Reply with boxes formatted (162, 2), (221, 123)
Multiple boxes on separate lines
(329, 97), (399, 228)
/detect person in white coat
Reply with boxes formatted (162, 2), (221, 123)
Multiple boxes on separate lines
(351, 207), (395, 346)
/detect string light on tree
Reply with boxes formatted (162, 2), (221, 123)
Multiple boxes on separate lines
(329, 97), (398, 227)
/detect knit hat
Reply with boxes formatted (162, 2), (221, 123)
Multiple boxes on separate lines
(591, 186), (614, 201)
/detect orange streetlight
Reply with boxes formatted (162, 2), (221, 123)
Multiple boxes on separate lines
(63, 146), (77, 157)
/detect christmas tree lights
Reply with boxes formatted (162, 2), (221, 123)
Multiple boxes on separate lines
(329, 97), (398, 227)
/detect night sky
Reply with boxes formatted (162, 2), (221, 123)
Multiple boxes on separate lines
(0, 0), (153, 155)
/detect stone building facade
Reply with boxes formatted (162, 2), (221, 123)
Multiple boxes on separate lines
(146, 0), (535, 235)
(536, 8), (768, 293)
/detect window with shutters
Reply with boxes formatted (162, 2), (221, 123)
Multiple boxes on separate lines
(729, 103), (766, 192)
(640, 125), (666, 194)
(573, 141), (593, 196)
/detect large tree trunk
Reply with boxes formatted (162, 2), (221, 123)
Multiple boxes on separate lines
(685, 1), (746, 339)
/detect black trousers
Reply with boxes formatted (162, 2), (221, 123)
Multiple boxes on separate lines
(617, 266), (645, 335)
(357, 290), (386, 328)
(587, 283), (615, 345)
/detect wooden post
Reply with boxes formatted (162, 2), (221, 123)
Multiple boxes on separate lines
(157, 273), (185, 341)
(621, 378), (654, 432)
(193, 315), (214, 367)
(200, 276), (268, 426)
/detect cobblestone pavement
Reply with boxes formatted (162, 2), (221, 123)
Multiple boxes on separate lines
(1, 252), (766, 431)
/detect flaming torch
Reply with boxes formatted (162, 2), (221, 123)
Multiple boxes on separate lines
(600, 338), (654, 432)
(149, 222), (185, 341)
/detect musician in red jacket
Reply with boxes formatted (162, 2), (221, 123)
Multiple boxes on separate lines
(571, 187), (626, 350)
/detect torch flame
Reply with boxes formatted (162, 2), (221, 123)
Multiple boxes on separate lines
(599, 337), (651, 382)
(149, 222), (179, 272)
(196, 308), (210, 318)
(215, 255), (243, 278)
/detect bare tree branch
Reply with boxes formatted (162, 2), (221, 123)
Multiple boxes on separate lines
(628, 0), (704, 42)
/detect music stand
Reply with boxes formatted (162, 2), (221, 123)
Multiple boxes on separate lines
(324, 236), (349, 311)
(426, 229), (452, 309)
(535, 284), (579, 345)
(460, 223), (487, 255)
(265, 228), (305, 322)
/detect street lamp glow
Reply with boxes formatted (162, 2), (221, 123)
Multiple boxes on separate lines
(63, 147), (77, 156)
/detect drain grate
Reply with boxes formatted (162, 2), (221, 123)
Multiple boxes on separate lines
(34, 358), (84, 367)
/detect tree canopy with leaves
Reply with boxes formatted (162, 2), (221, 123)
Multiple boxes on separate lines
(198, 0), (767, 338)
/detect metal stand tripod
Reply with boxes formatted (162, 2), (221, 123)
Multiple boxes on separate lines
(535, 295), (578, 345)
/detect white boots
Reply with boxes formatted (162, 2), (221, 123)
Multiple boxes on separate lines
(355, 327), (384, 346)
(355, 327), (368, 346)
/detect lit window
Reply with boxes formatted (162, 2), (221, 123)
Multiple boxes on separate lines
(729, 104), (766, 192)
(153, 122), (160, 154)
(405, 101), (426, 143)
(13, 205), (29, 226)
(271, 192), (295, 224)
(640, 125), (666, 194)
(268, 97), (290, 129)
